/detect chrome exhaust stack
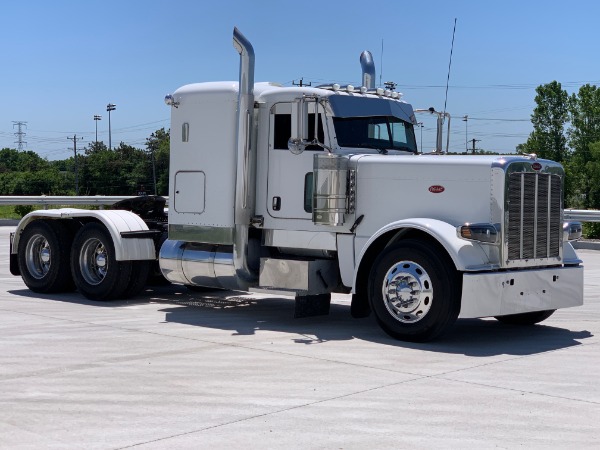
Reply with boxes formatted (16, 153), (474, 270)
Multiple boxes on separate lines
(232, 27), (258, 287)
(158, 28), (259, 290)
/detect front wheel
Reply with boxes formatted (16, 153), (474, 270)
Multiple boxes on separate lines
(71, 223), (132, 301)
(369, 239), (461, 342)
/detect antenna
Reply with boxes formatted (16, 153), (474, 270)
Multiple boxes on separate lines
(292, 78), (312, 87)
(442, 18), (457, 120)
(379, 39), (383, 88)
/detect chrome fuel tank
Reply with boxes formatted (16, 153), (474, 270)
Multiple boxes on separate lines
(159, 239), (238, 290)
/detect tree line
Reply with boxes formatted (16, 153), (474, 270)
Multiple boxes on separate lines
(0, 128), (170, 198)
(517, 82), (600, 237)
(517, 82), (600, 209)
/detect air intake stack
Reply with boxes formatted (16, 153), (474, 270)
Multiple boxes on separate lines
(360, 50), (376, 89)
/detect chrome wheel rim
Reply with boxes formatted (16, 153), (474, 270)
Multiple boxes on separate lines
(382, 260), (433, 323)
(79, 237), (108, 285)
(25, 234), (51, 279)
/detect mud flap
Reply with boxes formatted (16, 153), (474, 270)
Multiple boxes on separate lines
(350, 293), (371, 318)
(9, 232), (19, 276)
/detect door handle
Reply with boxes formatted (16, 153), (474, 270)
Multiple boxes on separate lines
(272, 196), (281, 211)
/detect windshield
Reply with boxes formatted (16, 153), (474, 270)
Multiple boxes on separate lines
(333, 116), (418, 153)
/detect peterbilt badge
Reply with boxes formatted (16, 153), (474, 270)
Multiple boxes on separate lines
(429, 185), (445, 193)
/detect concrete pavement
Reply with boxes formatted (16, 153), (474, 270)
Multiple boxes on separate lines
(0, 224), (598, 449)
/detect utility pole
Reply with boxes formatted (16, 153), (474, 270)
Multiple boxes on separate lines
(462, 115), (468, 153)
(147, 140), (158, 196)
(68, 135), (83, 195)
(470, 138), (481, 154)
(151, 149), (157, 195)
(12, 121), (27, 151)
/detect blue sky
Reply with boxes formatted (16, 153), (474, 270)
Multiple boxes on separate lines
(1, 0), (599, 159)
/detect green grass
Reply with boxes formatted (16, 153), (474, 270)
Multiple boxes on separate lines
(0, 204), (101, 220)
(0, 205), (25, 220)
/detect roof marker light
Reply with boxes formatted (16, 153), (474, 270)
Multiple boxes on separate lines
(376, 88), (384, 95)
(332, 83), (340, 91)
(346, 84), (354, 93)
(360, 86), (368, 94)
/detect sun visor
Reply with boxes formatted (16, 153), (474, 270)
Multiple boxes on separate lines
(328, 95), (415, 123)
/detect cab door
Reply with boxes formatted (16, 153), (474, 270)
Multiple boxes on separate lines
(266, 101), (326, 220)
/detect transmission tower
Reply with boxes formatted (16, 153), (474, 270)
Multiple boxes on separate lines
(12, 121), (27, 151)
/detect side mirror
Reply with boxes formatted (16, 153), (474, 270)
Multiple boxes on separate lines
(288, 95), (329, 154)
(287, 96), (310, 155)
(288, 137), (306, 155)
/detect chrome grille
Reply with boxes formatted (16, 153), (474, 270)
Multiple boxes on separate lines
(507, 172), (561, 261)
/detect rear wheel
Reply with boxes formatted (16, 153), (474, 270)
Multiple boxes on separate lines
(17, 220), (74, 293)
(71, 223), (132, 301)
(369, 239), (460, 342)
(495, 310), (555, 325)
(122, 261), (151, 298)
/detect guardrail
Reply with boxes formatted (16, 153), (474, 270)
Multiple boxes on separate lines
(0, 196), (168, 209)
(0, 196), (135, 207)
(564, 209), (600, 223)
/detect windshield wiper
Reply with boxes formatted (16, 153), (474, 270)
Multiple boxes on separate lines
(391, 145), (416, 153)
(352, 143), (388, 154)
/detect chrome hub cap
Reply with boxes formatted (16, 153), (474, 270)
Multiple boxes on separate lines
(382, 260), (433, 323)
(79, 238), (108, 285)
(25, 234), (51, 279)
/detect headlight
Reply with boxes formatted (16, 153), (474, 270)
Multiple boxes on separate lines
(458, 223), (499, 244)
(563, 222), (582, 242)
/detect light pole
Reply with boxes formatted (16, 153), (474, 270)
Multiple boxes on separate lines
(106, 103), (116, 149)
(417, 122), (424, 151)
(93, 115), (102, 146)
(462, 115), (468, 153)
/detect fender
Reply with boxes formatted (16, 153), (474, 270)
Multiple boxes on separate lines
(351, 218), (493, 290)
(12, 208), (155, 261)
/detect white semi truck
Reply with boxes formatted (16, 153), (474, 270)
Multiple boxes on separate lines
(10, 28), (584, 341)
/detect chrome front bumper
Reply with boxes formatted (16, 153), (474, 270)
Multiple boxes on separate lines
(459, 265), (583, 318)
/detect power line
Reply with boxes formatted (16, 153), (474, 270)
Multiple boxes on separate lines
(469, 117), (530, 122)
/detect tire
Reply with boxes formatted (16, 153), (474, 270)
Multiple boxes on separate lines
(495, 310), (555, 325)
(71, 223), (132, 301)
(368, 239), (460, 342)
(17, 220), (75, 293)
(122, 261), (151, 298)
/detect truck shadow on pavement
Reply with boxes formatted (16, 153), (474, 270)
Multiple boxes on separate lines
(8, 288), (155, 307)
(148, 287), (592, 357)
(9, 285), (593, 357)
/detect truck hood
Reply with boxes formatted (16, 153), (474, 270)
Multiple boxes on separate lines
(348, 153), (556, 237)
